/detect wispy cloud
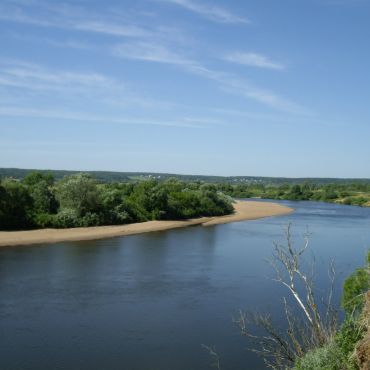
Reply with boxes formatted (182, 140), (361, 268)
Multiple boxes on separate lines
(0, 0), (195, 60)
(0, 59), (178, 112)
(322, 0), (368, 5)
(73, 21), (151, 38)
(113, 41), (193, 65)
(0, 1), (154, 39)
(0, 106), (214, 128)
(113, 42), (303, 113)
(223, 52), (285, 70)
(159, 0), (249, 24)
(0, 59), (120, 95)
(0, 1), (302, 114)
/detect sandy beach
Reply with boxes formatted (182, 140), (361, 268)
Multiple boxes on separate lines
(0, 201), (293, 247)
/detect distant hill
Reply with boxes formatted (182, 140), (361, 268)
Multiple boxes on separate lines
(1, 167), (370, 185)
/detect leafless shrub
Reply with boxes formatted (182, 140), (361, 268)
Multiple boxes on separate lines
(235, 223), (338, 369)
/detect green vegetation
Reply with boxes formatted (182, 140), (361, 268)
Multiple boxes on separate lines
(342, 267), (370, 315)
(237, 228), (369, 369)
(216, 182), (370, 207)
(293, 317), (364, 370)
(2, 167), (370, 186)
(293, 252), (370, 370)
(2, 168), (370, 208)
(0, 172), (233, 230)
(293, 340), (356, 370)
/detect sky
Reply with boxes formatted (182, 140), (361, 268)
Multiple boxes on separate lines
(1, 0), (370, 178)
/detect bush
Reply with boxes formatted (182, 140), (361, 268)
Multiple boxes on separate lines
(33, 213), (55, 228)
(342, 267), (370, 314)
(294, 341), (336, 370)
(294, 318), (362, 370)
(336, 317), (365, 359)
(53, 209), (80, 228)
(294, 340), (355, 370)
(79, 212), (102, 227)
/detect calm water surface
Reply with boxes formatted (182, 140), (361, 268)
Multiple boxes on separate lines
(1, 200), (370, 370)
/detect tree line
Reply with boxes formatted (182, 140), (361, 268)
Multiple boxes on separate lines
(215, 182), (370, 207)
(2, 168), (370, 186)
(0, 172), (233, 230)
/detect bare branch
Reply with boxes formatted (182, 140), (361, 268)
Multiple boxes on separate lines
(202, 344), (221, 370)
(238, 224), (338, 368)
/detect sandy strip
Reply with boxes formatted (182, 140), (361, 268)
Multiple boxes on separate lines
(0, 201), (293, 247)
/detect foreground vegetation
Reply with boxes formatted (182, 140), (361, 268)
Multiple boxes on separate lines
(293, 252), (370, 370)
(204, 227), (370, 369)
(0, 172), (233, 230)
(237, 229), (370, 369)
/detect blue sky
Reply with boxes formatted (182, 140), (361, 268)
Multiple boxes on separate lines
(1, 0), (369, 177)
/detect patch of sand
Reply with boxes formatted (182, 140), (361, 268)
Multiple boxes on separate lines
(0, 201), (293, 247)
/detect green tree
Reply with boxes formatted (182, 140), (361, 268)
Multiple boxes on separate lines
(29, 180), (57, 214)
(0, 179), (34, 230)
(23, 171), (54, 187)
(55, 173), (101, 217)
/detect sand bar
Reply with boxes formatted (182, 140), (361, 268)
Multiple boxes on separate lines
(0, 201), (293, 247)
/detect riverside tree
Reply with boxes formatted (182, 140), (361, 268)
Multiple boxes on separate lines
(0, 172), (234, 230)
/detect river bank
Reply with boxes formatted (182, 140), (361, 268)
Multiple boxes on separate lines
(0, 200), (293, 247)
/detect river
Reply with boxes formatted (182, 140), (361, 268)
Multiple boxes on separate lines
(1, 200), (370, 370)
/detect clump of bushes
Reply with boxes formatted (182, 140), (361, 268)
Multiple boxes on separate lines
(294, 252), (370, 370)
(294, 339), (357, 370)
(0, 172), (234, 230)
(294, 319), (364, 370)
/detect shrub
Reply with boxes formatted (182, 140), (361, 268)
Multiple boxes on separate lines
(79, 212), (102, 227)
(53, 209), (80, 228)
(294, 340), (355, 370)
(33, 213), (55, 228)
(294, 318), (362, 370)
(294, 341), (344, 370)
(336, 317), (365, 359)
(342, 267), (370, 314)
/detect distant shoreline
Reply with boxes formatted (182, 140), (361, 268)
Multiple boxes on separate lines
(0, 201), (293, 247)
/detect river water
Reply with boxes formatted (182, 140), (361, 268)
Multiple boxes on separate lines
(1, 200), (370, 370)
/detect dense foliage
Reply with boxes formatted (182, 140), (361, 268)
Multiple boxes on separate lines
(215, 182), (370, 207)
(0, 172), (233, 230)
(2, 168), (370, 208)
(342, 267), (370, 315)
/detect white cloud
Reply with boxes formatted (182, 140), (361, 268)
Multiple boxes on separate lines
(113, 42), (193, 65)
(0, 1), (300, 114)
(0, 59), (120, 95)
(0, 106), (214, 128)
(160, 0), (249, 24)
(0, 59), (178, 112)
(224, 52), (284, 70)
(0, 1), (153, 39)
(73, 21), (151, 38)
(113, 42), (302, 113)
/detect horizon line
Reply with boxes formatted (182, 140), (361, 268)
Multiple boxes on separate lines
(1, 166), (370, 181)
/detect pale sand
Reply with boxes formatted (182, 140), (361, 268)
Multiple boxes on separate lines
(0, 201), (293, 247)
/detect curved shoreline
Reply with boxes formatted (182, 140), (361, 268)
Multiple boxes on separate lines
(0, 201), (293, 247)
